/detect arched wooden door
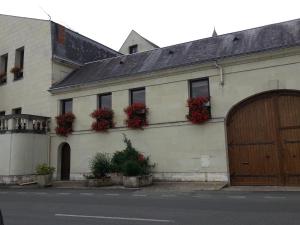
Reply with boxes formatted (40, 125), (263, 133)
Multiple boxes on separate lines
(60, 143), (71, 180)
(227, 90), (300, 186)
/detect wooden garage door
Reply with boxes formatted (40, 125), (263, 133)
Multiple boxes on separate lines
(227, 91), (300, 186)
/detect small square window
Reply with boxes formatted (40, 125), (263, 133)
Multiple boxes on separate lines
(189, 78), (209, 98)
(61, 99), (73, 114)
(98, 93), (112, 109)
(12, 107), (22, 115)
(129, 45), (138, 54)
(130, 88), (145, 104)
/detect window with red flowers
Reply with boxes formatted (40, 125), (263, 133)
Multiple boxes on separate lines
(186, 78), (210, 124)
(91, 108), (114, 132)
(55, 112), (75, 137)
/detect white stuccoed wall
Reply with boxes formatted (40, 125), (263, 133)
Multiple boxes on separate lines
(0, 15), (52, 116)
(50, 47), (300, 182)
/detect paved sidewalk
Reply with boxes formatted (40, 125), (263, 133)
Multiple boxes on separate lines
(224, 185), (300, 192)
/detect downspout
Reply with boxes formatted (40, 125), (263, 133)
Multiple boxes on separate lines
(214, 61), (224, 86)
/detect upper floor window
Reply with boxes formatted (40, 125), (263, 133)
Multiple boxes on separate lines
(129, 45), (138, 54)
(189, 78), (209, 98)
(12, 47), (24, 81)
(61, 99), (73, 114)
(0, 54), (8, 85)
(98, 93), (112, 109)
(0, 111), (5, 116)
(130, 87), (145, 104)
(12, 107), (22, 115)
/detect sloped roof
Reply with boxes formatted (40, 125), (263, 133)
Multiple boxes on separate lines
(51, 18), (300, 91)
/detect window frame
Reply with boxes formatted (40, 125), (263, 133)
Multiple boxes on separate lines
(130, 87), (146, 105)
(12, 107), (22, 115)
(189, 77), (210, 99)
(129, 45), (138, 54)
(0, 111), (5, 116)
(0, 53), (8, 85)
(13, 47), (25, 81)
(61, 99), (73, 114)
(98, 92), (112, 109)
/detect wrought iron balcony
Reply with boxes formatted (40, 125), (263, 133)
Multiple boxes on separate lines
(0, 114), (50, 134)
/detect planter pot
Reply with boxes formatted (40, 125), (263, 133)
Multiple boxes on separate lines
(123, 175), (153, 188)
(86, 177), (113, 187)
(109, 173), (123, 185)
(36, 174), (53, 187)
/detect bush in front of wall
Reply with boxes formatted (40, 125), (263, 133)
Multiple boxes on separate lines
(89, 152), (112, 178)
(123, 160), (142, 176)
(124, 103), (148, 129)
(36, 163), (55, 175)
(55, 112), (75, 137)
(91, 108), (114, 132)
(186, 96), (210, 124)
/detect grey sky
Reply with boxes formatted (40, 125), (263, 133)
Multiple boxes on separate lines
(1, 0), (299, 50)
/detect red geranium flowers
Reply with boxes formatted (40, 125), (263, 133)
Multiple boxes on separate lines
(55, 112), (75, 137)
(124, 103), (148, 129)
(91, 108), (114, 132)
(186, 97), (210, 124)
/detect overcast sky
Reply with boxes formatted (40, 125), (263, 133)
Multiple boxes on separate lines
(1, 0), (299, 50)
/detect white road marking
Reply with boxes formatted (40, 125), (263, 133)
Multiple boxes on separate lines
(57, 192), (71, 195)
(228, 195), (246, 199)
(16, 191), (27, 194)
(80, 193), (94, 196)
(55, 213), (174, 223)
(132, 194), (147, 197)
(264, 196), (286, 199)
(104, 193), (120, 196)
(193, 194), (212, 198)
(0, 191), (8, 194)
(35, 192), (47, 195)
(161, 194), (176, 197)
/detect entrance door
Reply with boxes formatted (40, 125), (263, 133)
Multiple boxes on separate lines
(61, 143), (71, 180)
(227, 91), (300, 186)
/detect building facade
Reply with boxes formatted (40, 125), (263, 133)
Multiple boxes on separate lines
(1, 14), (300, 186)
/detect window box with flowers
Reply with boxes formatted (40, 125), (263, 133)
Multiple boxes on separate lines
(124, 103), (148, 129)
(90, 108), (115, 132)
(10, 66), (23, 80)
(55, 112), (75, 137)
(186, 96), (210, 124)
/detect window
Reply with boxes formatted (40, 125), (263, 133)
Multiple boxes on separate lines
(0, 54), (8, 85)
(13, 47), (24, 81)
(129, 45), (138, 54)
(98, 93), (112, 109)
(130, 88), (145, 104)
(61, 99), (73, 114)
(189, 78), (209, 98)
(12, 108), (22, 115)
(0, 111), (5, 116)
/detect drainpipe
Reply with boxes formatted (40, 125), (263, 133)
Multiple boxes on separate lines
(214, 61), (224, 86)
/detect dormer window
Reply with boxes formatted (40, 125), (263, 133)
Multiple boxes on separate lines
(129, 45), (138, 54)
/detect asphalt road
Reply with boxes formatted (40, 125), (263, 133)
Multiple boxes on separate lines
(0, 188), (300, 225)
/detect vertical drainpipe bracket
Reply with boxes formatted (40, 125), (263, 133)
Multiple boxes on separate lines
(214, 61), (224, 86)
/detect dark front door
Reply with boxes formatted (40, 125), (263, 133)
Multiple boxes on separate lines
(61, 144), (70, 180)
(227, 91), (300, 186)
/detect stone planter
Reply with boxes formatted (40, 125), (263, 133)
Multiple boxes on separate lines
(109, 173), (123, 185)
(36, 174), (53, 187)
(123, 175), (153, 188)
(86, 177), (113, 187)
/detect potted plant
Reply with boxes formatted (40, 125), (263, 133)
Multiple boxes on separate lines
(55, 112), (75, 136)
(36, 163), (55, 187)
(186, 96), (210, 124)
(90, 108), (115, 132)
(124, 103), (148, 129)
(85, 153), (113, 187)
(112, 134), (155, 188)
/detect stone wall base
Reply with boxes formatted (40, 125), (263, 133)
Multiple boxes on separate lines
(0, 175), (36, 185)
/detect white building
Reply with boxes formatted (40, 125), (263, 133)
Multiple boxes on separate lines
(1, 14), (300, 186)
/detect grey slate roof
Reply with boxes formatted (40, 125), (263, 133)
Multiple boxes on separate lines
(50, 18), (300, 90)
(51, 22), (120, 65)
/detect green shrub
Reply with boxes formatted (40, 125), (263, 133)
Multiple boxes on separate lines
(90, 153), (111, 178)
(36, 164), (55, 175)
(123, 160), (142, 176)
(112, 134), (155, 176)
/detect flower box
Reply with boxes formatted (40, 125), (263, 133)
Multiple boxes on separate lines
(124, 103), (148, 129)
(186, 96), (210, 124)
(123, 175), (153, 188)
(36, 174), (53, 187)
(109, 172), (123, 185)
(55, 112), (75, 136)
(91, 108), (114, 132)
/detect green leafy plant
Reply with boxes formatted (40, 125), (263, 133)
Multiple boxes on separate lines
(123, 160), (142, 176)
(111, 134), (155, 176)
(36, 164), (55, 175)
(89, 153), (112, 178)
